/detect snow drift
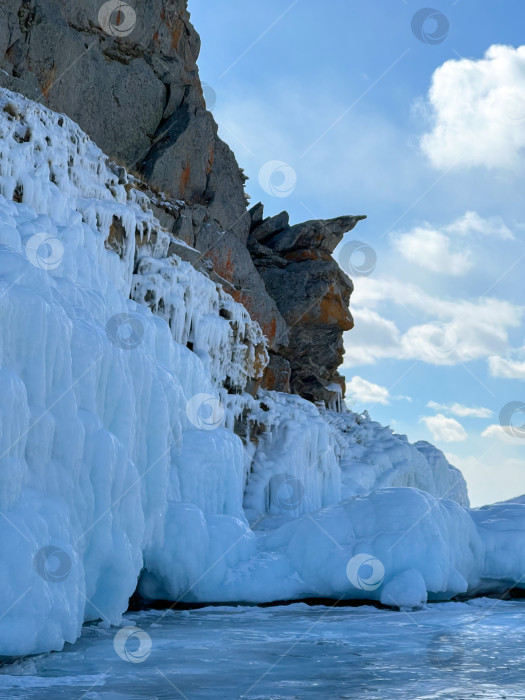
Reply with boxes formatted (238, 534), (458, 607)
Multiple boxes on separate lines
(0, 90), (523, 658)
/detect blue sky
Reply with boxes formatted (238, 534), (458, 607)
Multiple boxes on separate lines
(190, 0), (525, 506)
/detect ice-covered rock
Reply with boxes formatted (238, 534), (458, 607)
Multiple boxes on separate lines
(0, 88), (264, 655)
(323, 410), (469, 506)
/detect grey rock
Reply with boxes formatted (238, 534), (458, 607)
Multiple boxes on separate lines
(250, 210), (290, 243)
(260, 352), (291, 393)
(193, 220), (289, 349)
(248, 202), (264, 229)
(257, 256), (355, 405)
(263, 215), (366, 255)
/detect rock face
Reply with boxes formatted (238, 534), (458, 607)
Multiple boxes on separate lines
(249, 207), (366, 405)
(0, 0), (365, 405)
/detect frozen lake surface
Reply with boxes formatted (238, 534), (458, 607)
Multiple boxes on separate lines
(1, 599), (524, 699)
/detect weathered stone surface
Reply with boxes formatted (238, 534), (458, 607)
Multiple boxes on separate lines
(250, 209), (289, 243)
(193, 221), (288, 349)
(265, 215), (366, 255)
(248, 202), (264, 229)
(250, 207), (365, 406)
(260, 353), (291, 393)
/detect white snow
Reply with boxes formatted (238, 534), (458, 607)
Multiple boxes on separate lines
(322, 409), (469, 506)
(0, 89), (523, 659)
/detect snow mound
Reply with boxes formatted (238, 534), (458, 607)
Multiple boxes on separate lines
(322, 409), (469, 506)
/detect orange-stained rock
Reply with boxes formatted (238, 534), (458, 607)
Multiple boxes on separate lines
(260, 353), (291, 393)
(249, 207), (365, 407)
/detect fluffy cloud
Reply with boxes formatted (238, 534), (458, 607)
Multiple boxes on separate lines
(342, 309), (402, 367)
(427, 401), (493, 418)
(391, 211), (515, 276)
(481, 424), (525, 445)
(489, 350), (525, 379)
(392, 226), (471, 275)
(421, 44), (525, 170)
(343, 277), (522, 367)
(346, 376), (391, 405)
(446, 211), (515, 241)
(420, 414), (468, 443)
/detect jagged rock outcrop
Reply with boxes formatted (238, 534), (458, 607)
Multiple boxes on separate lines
(0, 0), (366, 405)
(249, 206), (366, 405)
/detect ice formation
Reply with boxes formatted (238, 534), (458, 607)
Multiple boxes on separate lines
(0, 90), (523, 658)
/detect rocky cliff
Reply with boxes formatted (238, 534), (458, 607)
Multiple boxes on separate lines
(0, 0), (365, 406)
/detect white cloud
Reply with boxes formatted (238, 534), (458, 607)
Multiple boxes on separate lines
(427, 401), (493, 418)
(445, 211), (515, 241)
(390, 211), (515, 277)
(421, 44), (525, 170)
(481, 424), (525, 445)
(489, 351), (525, 379)
(346, 376), (391, 405)
(342, 309), (402, 367)
(420, 414), (468, 443)
(392, 226), (471, 275)
(343, 276), (523, 367)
